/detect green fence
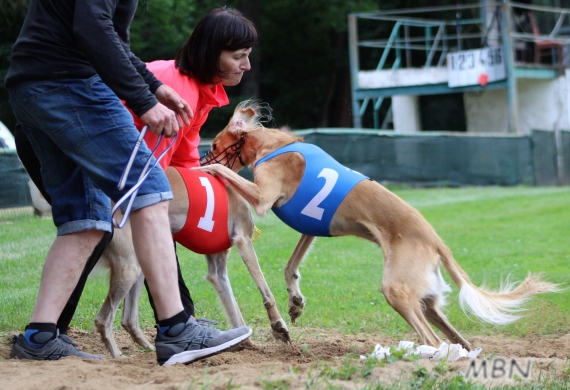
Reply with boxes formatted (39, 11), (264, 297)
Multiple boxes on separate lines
(3, 129), (569, 209)
(0, 150), (31, 208)
(296, 129), (570, 187)
(560, 130), (570, 185)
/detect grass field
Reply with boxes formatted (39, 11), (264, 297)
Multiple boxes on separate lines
(1, 184), (569, 342)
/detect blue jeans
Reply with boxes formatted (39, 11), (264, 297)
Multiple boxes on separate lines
(8, 75), (172, 235)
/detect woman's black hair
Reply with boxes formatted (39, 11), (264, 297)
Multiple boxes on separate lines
(175, 7), (258, 85)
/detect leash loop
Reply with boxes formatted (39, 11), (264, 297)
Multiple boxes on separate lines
(112, 125), (178, 228)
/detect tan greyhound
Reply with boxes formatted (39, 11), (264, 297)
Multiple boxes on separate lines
(84, 166), (289, 358)
(194, 100), (560, 350)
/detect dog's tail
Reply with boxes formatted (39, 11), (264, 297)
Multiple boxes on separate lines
(438, 245), (562, 325)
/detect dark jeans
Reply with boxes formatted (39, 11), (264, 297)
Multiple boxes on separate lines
(14, 123), (195, 333)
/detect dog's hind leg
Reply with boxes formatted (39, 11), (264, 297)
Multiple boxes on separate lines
(422, 294), (471, 350)
(381, 281), (443, 347)
(121, 272), (155, 352)
(420, 265), (471, 349)
(205, 250), (247, 328)
(358, 221), (446, 347)
(380, 241), (444, 348)
(284, 234), (316, 323)
(94, 226), (142, 358)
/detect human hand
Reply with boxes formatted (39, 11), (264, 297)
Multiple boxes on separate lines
(155, 84), (193, 127)
(139, 103), (180, 137)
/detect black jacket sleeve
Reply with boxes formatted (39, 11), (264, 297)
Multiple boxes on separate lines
(129, 51), (163, 94)
(72, 0), (159, 117)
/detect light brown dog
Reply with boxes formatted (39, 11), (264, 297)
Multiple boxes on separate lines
(91, 167), (290, 357)
(195, 100), (560, 350)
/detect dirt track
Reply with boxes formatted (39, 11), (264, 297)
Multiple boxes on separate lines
(2, 326), (570, 389)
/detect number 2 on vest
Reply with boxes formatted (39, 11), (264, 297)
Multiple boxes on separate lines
(300, 168), (338, 220)
(198, 176), (215, 232)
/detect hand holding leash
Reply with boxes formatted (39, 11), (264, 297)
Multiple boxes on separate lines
(154, 84), (194, 127)
(112, 125), (177, 228)
(140, 103), (180, 137)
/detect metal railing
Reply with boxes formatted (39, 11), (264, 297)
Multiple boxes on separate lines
(349, 1), (570, 129)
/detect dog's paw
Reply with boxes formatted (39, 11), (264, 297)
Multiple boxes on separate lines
(292, 295), (304, 308)
(270, 319), (291, 343)
(288, 295), (305, 323)
(289, 305), (304, 323)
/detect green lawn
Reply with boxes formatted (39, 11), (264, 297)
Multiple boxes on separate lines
(1, 185), (569, 343)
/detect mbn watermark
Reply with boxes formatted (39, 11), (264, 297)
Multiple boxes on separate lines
(465, 358), (532, 380)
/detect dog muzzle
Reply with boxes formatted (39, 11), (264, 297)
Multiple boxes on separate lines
(200, 134), (245, 169)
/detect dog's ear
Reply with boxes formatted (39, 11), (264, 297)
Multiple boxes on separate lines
(229, 107), (256, 135)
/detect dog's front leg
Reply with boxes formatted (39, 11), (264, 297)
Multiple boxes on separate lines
(284, 234), (316, 323)
(193, 164), (276, 217)
(234, 235), (291, 343)
(94, 225), (148, 358)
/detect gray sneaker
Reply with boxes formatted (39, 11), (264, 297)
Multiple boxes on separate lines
(10, 331), (103, 361)
(156, 317), (252, 366)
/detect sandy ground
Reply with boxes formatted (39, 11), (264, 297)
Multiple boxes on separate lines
(1, 326), (570, 389)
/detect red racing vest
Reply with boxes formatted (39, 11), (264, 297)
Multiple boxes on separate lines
(172, 168), (231, 254)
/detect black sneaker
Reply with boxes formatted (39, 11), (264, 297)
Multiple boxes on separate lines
(10, 331), (103, 361)
(155, 317), (252, 366)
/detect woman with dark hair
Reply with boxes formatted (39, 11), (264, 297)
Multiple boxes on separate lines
(129, 6), (257, 322)
(135, 7), (257, 170)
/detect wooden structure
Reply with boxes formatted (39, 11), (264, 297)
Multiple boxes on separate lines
(348, 1), (570, 134)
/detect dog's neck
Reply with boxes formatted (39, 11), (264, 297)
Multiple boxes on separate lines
(240, 128), (300, 168)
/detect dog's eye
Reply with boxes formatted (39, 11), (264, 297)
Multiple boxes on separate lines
(212, 144), (217, 151)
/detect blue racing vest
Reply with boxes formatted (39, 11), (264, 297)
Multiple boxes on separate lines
(254, 143), (368, 237)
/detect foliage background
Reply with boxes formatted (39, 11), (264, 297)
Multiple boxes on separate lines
(0, 0), (451, 139)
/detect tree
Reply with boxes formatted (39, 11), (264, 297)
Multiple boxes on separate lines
(0, 0), (203, 132)
(1, 0), (437, 135)
(254, 0), (378, 130)
(237, 0), (260, 98)
(129, 0), (197, 62)
(0, 0), (29, 131)
(201, 0), (380, 135)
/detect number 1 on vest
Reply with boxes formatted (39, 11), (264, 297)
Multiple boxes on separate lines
(198, 176), (215, 232)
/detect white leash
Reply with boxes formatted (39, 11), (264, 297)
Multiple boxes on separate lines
(112, 125), (178, 228)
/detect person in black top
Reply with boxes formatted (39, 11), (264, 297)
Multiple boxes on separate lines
(15, 123), (196, 334)
(6, 0), (251, 365)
